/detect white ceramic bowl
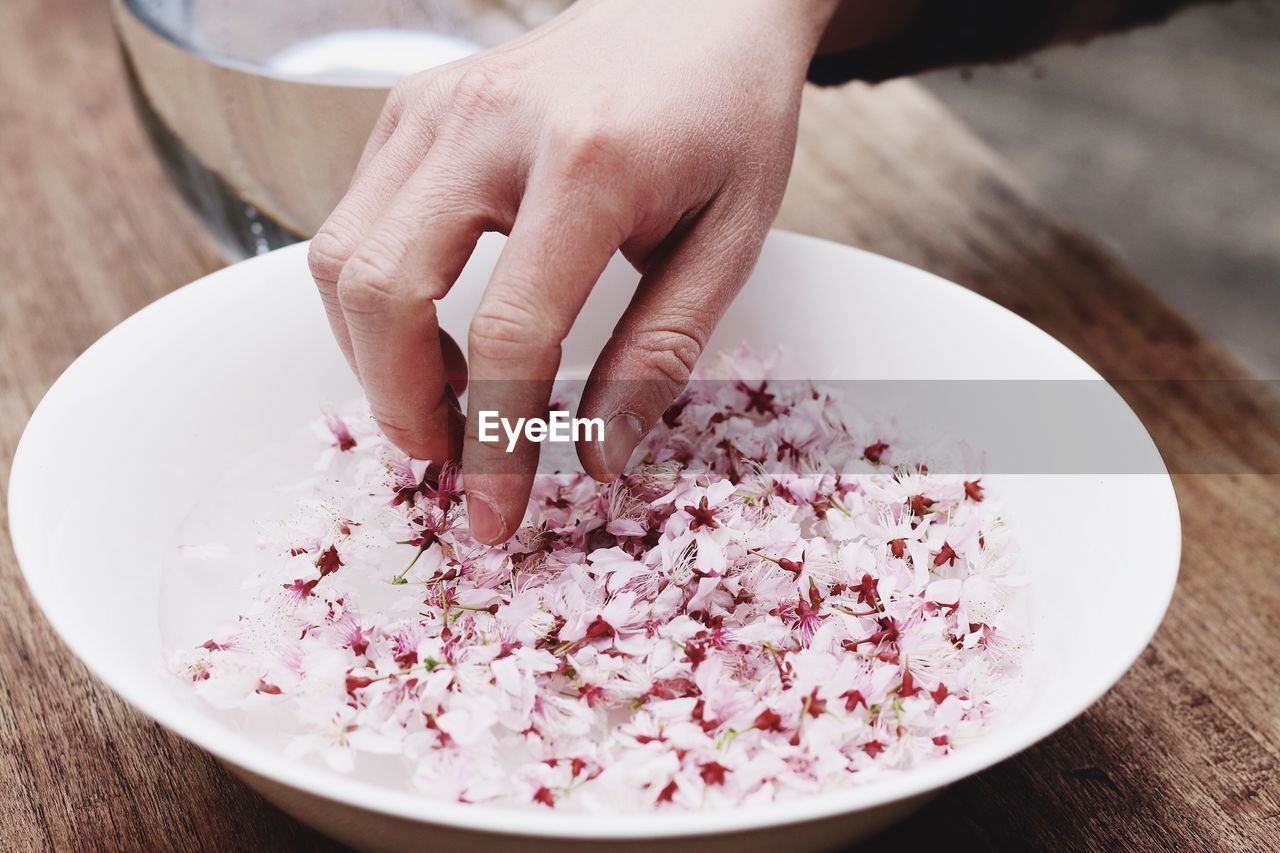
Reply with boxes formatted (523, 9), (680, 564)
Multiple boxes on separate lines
(9, 232), (1180, 851)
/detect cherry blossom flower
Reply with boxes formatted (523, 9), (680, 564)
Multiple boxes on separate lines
(174, 347), (1028, 812)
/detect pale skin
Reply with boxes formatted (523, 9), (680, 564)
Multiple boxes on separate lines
(309, 0), (919, 544)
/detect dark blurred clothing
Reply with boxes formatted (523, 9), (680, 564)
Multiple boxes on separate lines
(808, 0), (1229, 84)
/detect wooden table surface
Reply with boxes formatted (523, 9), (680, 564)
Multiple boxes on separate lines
(2, 1), (1277, 850)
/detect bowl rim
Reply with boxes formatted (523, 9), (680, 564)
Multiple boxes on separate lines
(8, 230), (1181, 839)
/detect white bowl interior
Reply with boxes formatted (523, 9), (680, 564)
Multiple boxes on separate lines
(8, 232), (1179, 839)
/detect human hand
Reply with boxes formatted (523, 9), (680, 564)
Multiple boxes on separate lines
(308, 0), (838, 543)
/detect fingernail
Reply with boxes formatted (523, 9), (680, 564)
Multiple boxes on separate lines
(467, 492), (506, 543)
(602, 413), (644, 479)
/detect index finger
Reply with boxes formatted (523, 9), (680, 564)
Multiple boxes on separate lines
(337, 153), (494, 462)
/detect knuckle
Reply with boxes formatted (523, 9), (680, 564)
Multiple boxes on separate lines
(555, 120), (626, 177)
(630, 327), (704, 389)
(450, 63), (520, 119)
(333, 220), (459, 318)
(336, 249), (412, 316)
(401, 84), (450, 136)
(468, 293), (558, 364)
(307, 229), (353, 287)
(388, 70), (436, 111)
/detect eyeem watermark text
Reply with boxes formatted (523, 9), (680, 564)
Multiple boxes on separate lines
(478, 411), (604, 452)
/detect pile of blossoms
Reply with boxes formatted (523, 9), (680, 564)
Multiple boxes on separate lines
(174, 347), (1028, 812)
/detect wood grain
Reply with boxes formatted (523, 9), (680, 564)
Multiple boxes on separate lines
(1, 1), (1276, 850)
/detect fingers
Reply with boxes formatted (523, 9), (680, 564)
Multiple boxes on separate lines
(351, 70), (468, 186)
(350, 80), (408, 184)
(577, 201), (767, 481)
(462, 178), (627, 544)
(337, 144), (499, 464)
(308, 76), (457, 374)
